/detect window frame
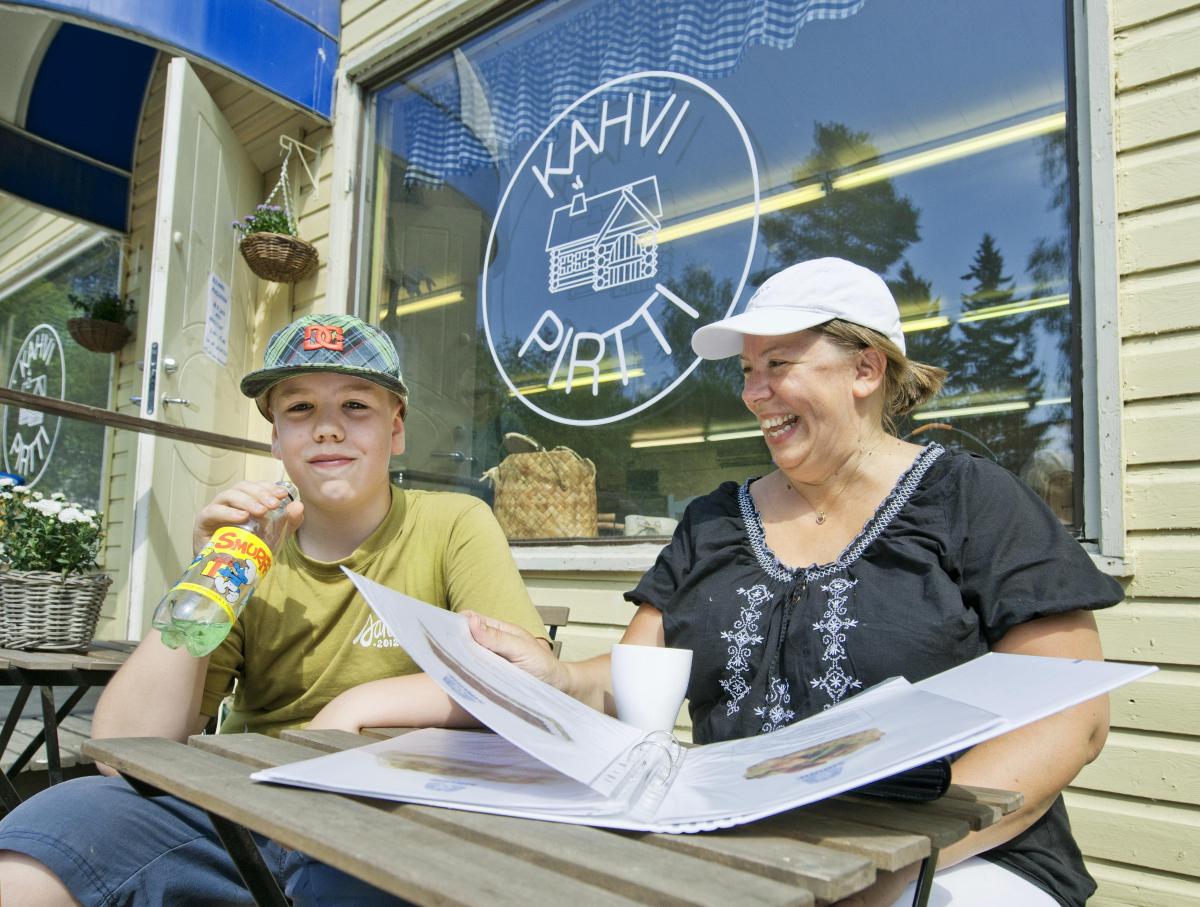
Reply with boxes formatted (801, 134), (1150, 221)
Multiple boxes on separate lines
(331, 0), (1128, 574)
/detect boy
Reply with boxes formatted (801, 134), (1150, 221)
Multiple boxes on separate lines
(0, 314), (549, 905)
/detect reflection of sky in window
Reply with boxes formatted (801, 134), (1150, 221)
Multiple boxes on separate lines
(379, 0), (1066, 301)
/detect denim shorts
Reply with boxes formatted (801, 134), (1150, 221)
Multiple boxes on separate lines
(0, 775), (410, 906)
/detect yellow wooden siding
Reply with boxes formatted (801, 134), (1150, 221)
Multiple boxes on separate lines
(523, 573), (640, 662)
(1099, 0), (1200, 900)
(1098, 601), (1200, 666)
(1066, 790), (1197, 877)
(1088, 858), (1200, 907)
(1125, 465), (1200, 530)
(1118, 265), (1200, 336)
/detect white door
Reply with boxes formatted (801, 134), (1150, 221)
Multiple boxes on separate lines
(128, 57), (267, 637)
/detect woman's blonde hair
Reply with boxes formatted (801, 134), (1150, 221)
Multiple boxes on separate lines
(815, 319), (947, 432)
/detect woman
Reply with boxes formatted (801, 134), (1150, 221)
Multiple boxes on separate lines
(468, 257), (1123, 907)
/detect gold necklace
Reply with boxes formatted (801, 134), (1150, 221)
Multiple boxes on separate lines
(785, 440), (884, 525)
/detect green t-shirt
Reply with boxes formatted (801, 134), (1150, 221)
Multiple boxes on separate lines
(202, 486), (546, 736)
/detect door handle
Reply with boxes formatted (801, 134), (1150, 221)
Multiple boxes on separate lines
(130, 396), (143, 406)
(162, 396), (192, 407)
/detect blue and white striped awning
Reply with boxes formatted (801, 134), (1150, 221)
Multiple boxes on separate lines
(0, 0), (338, 231)
(397, 0), (864, 186)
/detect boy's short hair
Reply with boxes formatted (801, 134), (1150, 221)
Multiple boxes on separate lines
(240, 315), (409, 421)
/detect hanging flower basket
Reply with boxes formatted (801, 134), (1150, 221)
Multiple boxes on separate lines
(0, 569), (112, 651)
(66, 317), (131, 353)
(239, 231), (319, 283)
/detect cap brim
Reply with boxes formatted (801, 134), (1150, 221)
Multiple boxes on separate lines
(691, 308), (837, 359)
(240, 365), (409, 419)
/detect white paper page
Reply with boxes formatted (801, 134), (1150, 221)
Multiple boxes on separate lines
(255, 729), (621, 816)
(345, 570), (645, 794)
(654, 686), (1000, 828)
(255, 687), (999, 833)
(912, 652), (1156, 752)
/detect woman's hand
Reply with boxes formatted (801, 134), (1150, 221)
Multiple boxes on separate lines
(193, 481), (303, 554)
(465, 612), (569, 691)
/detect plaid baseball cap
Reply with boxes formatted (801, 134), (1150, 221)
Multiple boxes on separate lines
(240, 314), (409, 420)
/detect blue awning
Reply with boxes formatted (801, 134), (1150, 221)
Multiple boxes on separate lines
(0, 0), (338, 231)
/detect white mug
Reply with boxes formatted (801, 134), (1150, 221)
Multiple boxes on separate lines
(610, 643), (693, 732)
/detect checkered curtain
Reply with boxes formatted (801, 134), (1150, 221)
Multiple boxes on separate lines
(395, 0), (866, 186)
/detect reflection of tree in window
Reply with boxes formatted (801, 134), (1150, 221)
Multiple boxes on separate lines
(1026, 132), (1073, 393)
(954, 234), (1049, 475)
(758, 123), (921, 276)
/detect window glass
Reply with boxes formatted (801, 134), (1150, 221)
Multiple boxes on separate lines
(366, 0), (1077, 539)
(0, 239), (118, 507)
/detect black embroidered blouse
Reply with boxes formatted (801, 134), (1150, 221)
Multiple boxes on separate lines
(626, 444), (1123, 906)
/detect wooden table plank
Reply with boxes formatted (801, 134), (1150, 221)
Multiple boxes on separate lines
(192, 734), (818, 906)
(279, 728), (378, 751)
(86, 737), (661, 907)
(846, 793), (999, 830)
(641, 828), (874, 903)
(942, 783), (1023, 815)
(731, 809), (930, 872)
(800, 799), (970, 849)
(67, 650), (129, 671)
(0, 649), (82, 670)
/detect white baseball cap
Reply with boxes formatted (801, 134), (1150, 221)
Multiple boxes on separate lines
(691, 257), (906, 359)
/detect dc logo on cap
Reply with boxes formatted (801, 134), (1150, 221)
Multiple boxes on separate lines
(303, 325), (345, 352)
(482, 71), (759, 427)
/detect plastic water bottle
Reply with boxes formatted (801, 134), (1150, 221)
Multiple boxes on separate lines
(152, 483), (297, 657)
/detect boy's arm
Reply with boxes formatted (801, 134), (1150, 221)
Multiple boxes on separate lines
(308, 673), (481, 733)
(90, 635), (213, 774)
(92, 481), (298, 772)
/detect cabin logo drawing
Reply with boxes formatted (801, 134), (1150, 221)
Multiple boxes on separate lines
(546, 177), (662, 294)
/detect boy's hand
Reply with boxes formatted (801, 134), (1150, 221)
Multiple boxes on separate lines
(192, 481), (305, 554)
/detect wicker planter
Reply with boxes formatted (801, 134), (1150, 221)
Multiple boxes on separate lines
(66, 318), (131, 353)
(0, 569), (111, 651)
(239, 232), (319, 283)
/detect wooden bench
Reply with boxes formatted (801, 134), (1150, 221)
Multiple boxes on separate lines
(535, 605), (569, 657)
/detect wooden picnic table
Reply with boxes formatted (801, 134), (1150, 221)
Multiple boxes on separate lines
(84, 729), (1022, 907)
(0, 641), (135, 811)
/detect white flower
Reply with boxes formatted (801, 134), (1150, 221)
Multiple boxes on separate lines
(50, 492), (66, 501)
(57, 507), (90, 524)
(31, 491), (43, 500)
(0, 477), (15, 488)
(83, 508), (97, 519)
(25, 498), (63, 516)
(11, 485), (31, 495)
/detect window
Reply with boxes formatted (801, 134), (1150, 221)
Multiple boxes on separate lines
(0, 238), (118, 507)
(362, 0), (1081, 540)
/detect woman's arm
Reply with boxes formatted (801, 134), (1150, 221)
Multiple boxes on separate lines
(833, 608), (1108, 906)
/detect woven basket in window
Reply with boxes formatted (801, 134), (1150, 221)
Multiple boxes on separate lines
(239, 232), (319, 283)
(483, 434), (597, 540)
(0, 569), (112, 651)
(66, 318), (131, 354)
